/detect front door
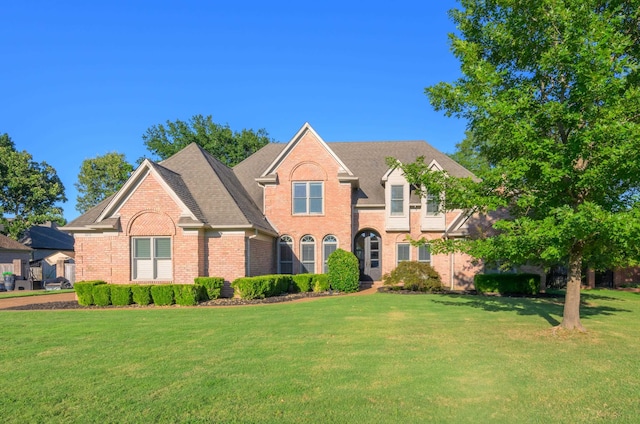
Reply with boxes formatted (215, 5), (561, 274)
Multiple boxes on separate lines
(354, 230), (382, 281)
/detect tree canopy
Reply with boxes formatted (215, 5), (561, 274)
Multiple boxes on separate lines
(447, 131), (491, 178)
(0, 133), (66, 239)
(398, 0), (640, 331)
(75, 152), (134, 214)
(142, 114), (273, 166)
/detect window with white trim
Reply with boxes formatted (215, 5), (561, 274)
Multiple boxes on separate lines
(293, 182), (323, 214)
(426, 192), (440, 216)
(418, 244), (431, 264)
(322, 235), (338, 273)
(300, 235), (316, 273)
(396, 243), (410, 265)
(279, 235), (294, 274)
(390, 185), (404, 215)
(132, 237), (172, 280)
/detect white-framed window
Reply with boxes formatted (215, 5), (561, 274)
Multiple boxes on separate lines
(396, 243), (410, 265)
(426, 192), (440, 216)
(418, 244), (431, 264)
(390, 185), (404, 215)
(132, 237), (172, 280)
(322, 235), (338, 273)
(300, 235), (316, 273)
(278, 235), (294, 274)
(293, 182), (323, 214)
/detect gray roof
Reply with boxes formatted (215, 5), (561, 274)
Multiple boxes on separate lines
(234, 140), (475, 208)
(0, 233), (31, 251)
(19, 222), (74, 250)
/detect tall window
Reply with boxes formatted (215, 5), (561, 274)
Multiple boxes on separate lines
(132, 237), (172, 280)
(279, 235), (294, 274)
(300, 235), (316, 273)
(322, 235), (338, 273)
(390, 185), (404, 215)
(418, 244), (431, 264)
(293, 182), (323, 214)
(426, 192), (440, 216)
(396, 243), (410, 265)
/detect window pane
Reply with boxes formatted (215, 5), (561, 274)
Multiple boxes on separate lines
(293, 183), (307, 198)
(155, 238), (171, 258)
(281, 263), (293, 274)
(302, 244), (315, 262)
(309, 198), (323, 213)
(391, 185), (404, 215)
(391, 185), (403, 200)
(418, 245), (431, 262)
(135, 259), (153, 279)
(156, 259), (172, 279)
(427, 193), (439, 215)
(134, 239), (151, 258)
(293, 198), (307, 214)
(280, 243), (293, 262)
(397, 243), (410, 264)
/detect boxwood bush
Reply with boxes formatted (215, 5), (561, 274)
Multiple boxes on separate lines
(74, 280), (107, 306)
(151, 284), (175, 306)
(131, 285), (152, 306)
(194, 277), (224, 300)
(327, 249), (360, 293)
(231, 275), (291, 299)
(383, 261), (443, 292)
(474, 273), (541, 295)
(174, 284), (198, 306)
(312, 274), (330, 292)
(110, 285), (133, 306)
(93, 284), (111, 306)
(291, 274), (314, 293)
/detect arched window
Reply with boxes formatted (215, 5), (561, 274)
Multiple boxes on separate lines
(300, 235), (316, 274)
(322, 235), (338, 273)
(278, 235), (293, 274)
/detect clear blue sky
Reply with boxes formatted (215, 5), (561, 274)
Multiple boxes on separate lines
(1, 0), (466, 222)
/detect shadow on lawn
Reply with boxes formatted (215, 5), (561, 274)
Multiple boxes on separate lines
(431, 292), (631, 327)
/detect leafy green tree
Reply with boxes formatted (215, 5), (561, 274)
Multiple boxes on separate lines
(448, 131), (491, 178)
(75, 152), (134, 214)
(142, 114), (273, 166)
(398, 0), (640, 331)
(0, 133), (66, 239)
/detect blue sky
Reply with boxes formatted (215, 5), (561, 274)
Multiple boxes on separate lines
(1, 1), (466, 222)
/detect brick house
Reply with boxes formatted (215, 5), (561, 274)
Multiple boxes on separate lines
(63, 123), (483, 291)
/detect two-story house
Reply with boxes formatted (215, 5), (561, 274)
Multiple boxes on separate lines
(63, 123), (482, 292)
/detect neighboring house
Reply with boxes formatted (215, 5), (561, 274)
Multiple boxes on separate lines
(20, 222), (75, 283)
(0, 233), (31, 277)
(63, 123), (484, 291)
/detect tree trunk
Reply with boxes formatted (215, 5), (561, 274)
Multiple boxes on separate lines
(559, 248), (586, 332)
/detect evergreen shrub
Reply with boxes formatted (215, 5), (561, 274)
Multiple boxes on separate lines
(383, 261), (444, 292)
(151, 284), (175, 306)
(93, 284), (111, 306)
(474, 273), (540, 295)
(312, 274), (330, 292)
(131, 285), (152, 306)
(110, 285), (133, 306)
(231, 275), (291, 299)
(327, 249), (360, 293)
(174, 284), (198, 306)
(74, 280), (106, 306)
(291, 274), (314, 293)
(194, 277), (225, 300)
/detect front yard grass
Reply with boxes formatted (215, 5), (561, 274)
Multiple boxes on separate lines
(1, 289), (639, 423)
(0, 289), (74, 299)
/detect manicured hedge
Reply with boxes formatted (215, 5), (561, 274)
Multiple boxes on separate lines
(312, 274), (330, 292)
(174, 284), (198, 306)
(231, 275), (291, 299)
(93, 284), (111, 306)
(151, 284), (175, 306)
(74, 280), (107, 306)
(131, 285), (152, 306)
(327, 249), (360, 293)
(474, 273), (541, 295)
(291, 274), (314, 293)
(383, 261), (444, 292)
(194, 277), (224, 300)
(110, 285), (133, 306)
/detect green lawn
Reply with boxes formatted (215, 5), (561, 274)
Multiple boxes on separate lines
(1, 290), (639, 423)
(0, 289), (75, 299)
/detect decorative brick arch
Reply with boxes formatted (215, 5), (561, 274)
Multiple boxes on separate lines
(127, 211), (176, 236)
(290, 161), (328, 181)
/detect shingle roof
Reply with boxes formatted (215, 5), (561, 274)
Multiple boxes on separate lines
(0, 233), (31, 251)
(234, 140), (475, 207)
(19, 223), (75, 250)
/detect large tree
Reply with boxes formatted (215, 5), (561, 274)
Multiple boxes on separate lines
(447, 131), (491, 178)
(142, 114), (273, 166)
(398, 0), (640, 331)
(0, 133), (66, 239)
(75, 152), (134, 214)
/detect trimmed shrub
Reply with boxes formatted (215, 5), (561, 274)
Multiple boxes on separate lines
(474, 273), (541, 295)
(383, 261), (444, 292)
(74, 280), (107, 306)
(110, 285), (133, 306)
(312, 274), (330, 292)
(194, 277), (225, 300)
(327, 249), (360, 293)
(151, 284), (175, 306)
(131, 285), (152, 306)
(93, 284), (111, 306)
(291, 274), (314, 293)
(231, 275), (291, 299)
(174, 284), (198, 306)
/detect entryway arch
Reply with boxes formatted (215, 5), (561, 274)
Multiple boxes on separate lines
(354, 229), (382, 281)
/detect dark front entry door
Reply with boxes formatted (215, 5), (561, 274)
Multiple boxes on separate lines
(354, 230), (382, 281)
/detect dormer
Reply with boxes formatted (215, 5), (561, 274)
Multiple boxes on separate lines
(382, 166), (410, 231)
